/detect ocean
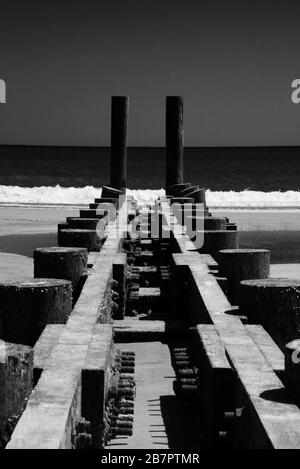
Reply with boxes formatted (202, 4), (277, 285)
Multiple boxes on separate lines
(0, 145), (299, 265)
(0, 146), (299, 207)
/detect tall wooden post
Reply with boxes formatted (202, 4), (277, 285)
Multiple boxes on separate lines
(165, 96), (184, 192)
(110, 96), (129, 192)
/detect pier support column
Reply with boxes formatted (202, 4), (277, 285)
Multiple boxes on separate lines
(166, 96), (184, 193)
(219, 249), (270, 304)
(0, 279), (72, 346)
(239, 278), (300, 350)
(110, 96), (129, 192)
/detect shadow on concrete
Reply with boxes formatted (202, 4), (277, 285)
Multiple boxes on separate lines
(260, 387), (295, 405)
(159, 395), (209, 449)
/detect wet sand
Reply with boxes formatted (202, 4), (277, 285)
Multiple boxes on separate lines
(271, 264), (300, 280)
(212, 209), (300, 231)
(0, 253), (33, 282)
(0, 205), (80, 236)
(0, 206), (77, 281)
(0, 206), (299, 282)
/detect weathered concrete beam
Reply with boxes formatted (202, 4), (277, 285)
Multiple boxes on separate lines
(81, 324), (113, 447)
(87, 251), (98, 268)
(7, 206), (127, 449)
(112, 253), (127, 319)
(192, 325), (234, 442)
(33, 324), (65, 384)
(33, 324), (114, 448)
(245, 324), (284, 377)
(161, 202), (300, 448)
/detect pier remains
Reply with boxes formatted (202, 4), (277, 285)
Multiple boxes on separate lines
(1, 97), (300, 449)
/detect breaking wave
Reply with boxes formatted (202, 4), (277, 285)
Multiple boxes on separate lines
(206, 189), (300, 208)
(0, 185), (300, 208)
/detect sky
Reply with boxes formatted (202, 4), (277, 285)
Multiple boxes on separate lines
(1, 0), (300, 147)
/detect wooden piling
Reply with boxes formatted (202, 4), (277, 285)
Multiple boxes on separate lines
(0, 279), (72, 346)
(219, 249), (270, 304)
(239, 278), (300, 349)
(0, 340), (33, 448)
(58, 228), (104, 252)
(66, 218), (100, 229)
(197, 231), (239, 260)
(226, 223), (238, 231)
(165, 96), (184, 192)
(110, 97), (129, 192)
(34, 247), (88, 302)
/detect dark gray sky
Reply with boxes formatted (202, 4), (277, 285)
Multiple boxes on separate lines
(1, 0), (300, 146)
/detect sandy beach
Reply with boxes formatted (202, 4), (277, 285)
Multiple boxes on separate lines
(211, 209), (300, 231)
(0, 205), (79, 281)
(0, 206), (299, 282)
(0, 205), (80, 236)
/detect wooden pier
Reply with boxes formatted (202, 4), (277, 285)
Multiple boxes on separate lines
(1, 97), (300, 449)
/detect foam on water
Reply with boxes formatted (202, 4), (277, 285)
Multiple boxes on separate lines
(0, 185), (300, 208)
(206, 189), (300, 208)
